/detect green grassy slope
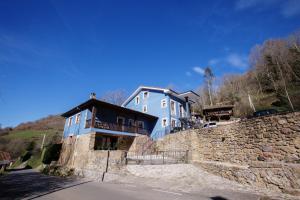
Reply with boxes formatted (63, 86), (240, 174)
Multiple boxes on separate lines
(0, 115), (65, 159)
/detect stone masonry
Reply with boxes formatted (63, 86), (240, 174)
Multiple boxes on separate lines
(155, 112), (300, 194)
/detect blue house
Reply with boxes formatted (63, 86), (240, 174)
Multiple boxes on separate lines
(61, 86), (199, 150)
(61, 94), (158, 150)
(122, 86), (199, 139)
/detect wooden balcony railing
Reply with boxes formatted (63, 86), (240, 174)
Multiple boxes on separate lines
(85, 119), (150, 135)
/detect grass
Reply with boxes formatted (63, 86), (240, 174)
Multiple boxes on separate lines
(2, 130), (56, 140)
(27, 153), (42, 168)
(9, 158), (22, 169)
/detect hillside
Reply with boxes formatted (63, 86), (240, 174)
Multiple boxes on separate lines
(0, 115), (65, 158)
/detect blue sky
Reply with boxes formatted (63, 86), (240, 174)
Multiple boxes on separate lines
(0, 0), (300, 127)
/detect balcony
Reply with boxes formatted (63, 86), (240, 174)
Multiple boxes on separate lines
(85, 119), (150, 136)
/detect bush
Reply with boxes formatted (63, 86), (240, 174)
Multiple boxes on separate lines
(42, 143), (62, 164)
(21, 151), (32, 162)
(26, 141), (36, 151)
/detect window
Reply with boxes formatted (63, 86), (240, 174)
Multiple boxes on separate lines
(75, 113), (81, 124)
(162, 118), (168, 127)
(135, 96), (140, 105)
(128, 119), (134, 127)
(161, 99), (167, 108)
(170, 100), (176, 115)
(117, 116), (125, 125)
(137, 121), (144, 129)
(68, 117), (73, 126)
(142, 105), (148, 113)
(171, 118), (177, 128)
(143, 91), (149, 99)
(179, 104), (185, 118)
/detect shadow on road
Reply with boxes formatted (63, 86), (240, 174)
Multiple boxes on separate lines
(210, 196), (228, 200)
(0, 169), (89, 200)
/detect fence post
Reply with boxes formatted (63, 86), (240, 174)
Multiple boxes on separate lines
(185, 150), (189, 164)
(162, 151), (165, 164)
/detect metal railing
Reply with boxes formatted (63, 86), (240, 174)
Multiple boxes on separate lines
(125, 150), (189, 165)
(85, 119), (150, 135)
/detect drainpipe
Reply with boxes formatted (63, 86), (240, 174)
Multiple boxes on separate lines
(185, 97), (190, 119)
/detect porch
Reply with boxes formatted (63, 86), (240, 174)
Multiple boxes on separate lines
(85, 119), (151, 136)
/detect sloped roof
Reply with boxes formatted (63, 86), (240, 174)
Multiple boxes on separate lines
(61, 98), (158, 120)
(122, 86), (200, 106)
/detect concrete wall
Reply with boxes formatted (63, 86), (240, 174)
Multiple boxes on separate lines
(155, 112), (300, 194)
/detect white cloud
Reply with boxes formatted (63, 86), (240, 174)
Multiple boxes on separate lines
(235, 0), (300, 17)
(193, 66), (205, 75)
(235, 0), (262, 10)
(281, 0), (300, 17)
(226, 53), (248, 69)
(208, 58), (219, 66)
(185, 71), (192, 76)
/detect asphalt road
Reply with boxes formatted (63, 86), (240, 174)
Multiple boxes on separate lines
(0, 169), (261, 200)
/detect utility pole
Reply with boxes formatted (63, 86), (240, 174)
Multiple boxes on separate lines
(248, 93), (256, 112)
(41, 134), (46, 149)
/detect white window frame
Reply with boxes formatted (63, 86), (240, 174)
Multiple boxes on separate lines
(142, 105), (148, 113)
(161, 117), (168, 127)
(68, 117), (73, 127)
(170, 100), (176, 115)
(171, 118), (176, 128)
(143, 91), (149, 99)
(128, 119), (135, 127)
(137, 121), (144, 129)
(161, 99), (167, 108)
(179, 104), (185, 118)
(84, 111), (88, 128)
(75, 113), (81, 124)
(135, 96), (140, 105)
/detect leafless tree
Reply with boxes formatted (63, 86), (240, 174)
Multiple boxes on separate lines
(204, 67), (214, 106)
(100, 89), (128, 106)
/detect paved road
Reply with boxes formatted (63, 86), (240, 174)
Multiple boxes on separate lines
(0, 169), (261, 200)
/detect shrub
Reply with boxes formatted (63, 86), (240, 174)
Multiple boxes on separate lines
(21, 151), (32, 162)
(26, 141), (36, 151)
(42, 143), (62, 164)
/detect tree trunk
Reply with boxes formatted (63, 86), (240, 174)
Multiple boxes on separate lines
(276, 59), (294, 111)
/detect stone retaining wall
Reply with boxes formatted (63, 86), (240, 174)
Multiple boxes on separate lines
(59, 133), (127, 178)
(157, 112), (300, 164)
(155, 112), (300, 194)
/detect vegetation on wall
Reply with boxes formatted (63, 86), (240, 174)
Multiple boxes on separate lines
(195, 31), (300, 117)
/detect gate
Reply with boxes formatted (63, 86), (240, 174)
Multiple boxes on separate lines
(125, 150), (189, 165)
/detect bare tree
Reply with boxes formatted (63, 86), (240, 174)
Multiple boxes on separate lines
(204, 67), (214, 106)
(100, 89), (128, 106)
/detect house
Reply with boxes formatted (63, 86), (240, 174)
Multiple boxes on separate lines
(202, 105), (234, 121)
(122, 86), (199, 139)
(61, 94), (158, 151)
(61, 86), (199, 151)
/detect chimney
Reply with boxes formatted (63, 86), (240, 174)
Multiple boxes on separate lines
(90, 92), (96, 99)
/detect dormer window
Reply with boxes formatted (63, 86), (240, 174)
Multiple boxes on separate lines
(143, 91), (149, 99)
(135, 96), (140, 105)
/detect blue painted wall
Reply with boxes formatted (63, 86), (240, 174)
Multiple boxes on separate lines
(63, 109), (91, 138)
(63, 106), (156, 138)
(123, 89), (189, 139)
